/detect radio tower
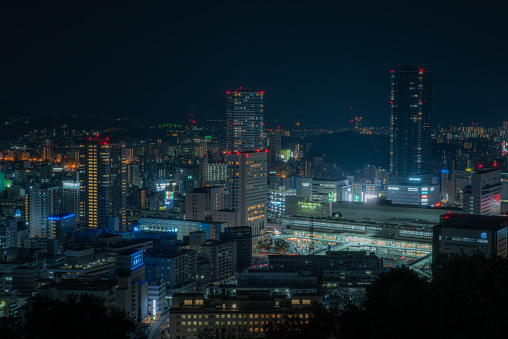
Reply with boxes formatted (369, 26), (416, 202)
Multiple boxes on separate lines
(349, 107), (354, 130)
(188, 109), (196, 128)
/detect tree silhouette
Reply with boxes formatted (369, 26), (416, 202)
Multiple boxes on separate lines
(0, 294), (147, 339)
(263, 252), (508, 339)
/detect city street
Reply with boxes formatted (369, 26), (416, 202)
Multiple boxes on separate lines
(147, 312), (170, 339)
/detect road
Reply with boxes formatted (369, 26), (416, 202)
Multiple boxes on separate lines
(147, 312), (170, 339)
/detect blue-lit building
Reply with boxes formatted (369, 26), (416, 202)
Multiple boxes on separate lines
(116, 249), (149, 322)
(48, 213), (77, 252)
(138, 217), (227, 241)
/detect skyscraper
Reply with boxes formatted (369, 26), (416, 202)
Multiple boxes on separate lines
(227, 151), (267, 235)
(60, 180), (81, 224)
(28, 183), (60, 238)
(79, 138), (127, 230)
(226, 88), (265, 152)
(390, 66), (432, 183)
(225, 88), (267, 235)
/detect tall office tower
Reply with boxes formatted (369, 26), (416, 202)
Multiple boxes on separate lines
(60, 181), (81, 224)
(28, 183), (60, 238)
(127, 163), (141, 187)
(267, 131), (282, 162)
(227, 151), (267, 236)
(226, 88), (265, 152)
(79, 138), (127, 230)
(225, 88), (267, 235)
(463, 169), (502, 216)
(389, 66), (432, 184)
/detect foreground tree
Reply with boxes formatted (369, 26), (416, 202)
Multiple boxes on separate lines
(0, 294), (147, 339)
(264, 252), (508, 339)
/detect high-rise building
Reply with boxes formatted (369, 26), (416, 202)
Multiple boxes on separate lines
(267, 130), (282, 161)
(60, 181), (81, 224)
(225, 88), (267, 236)
(227, 151), (267, 236)
(226, 88), (265, 153)
(47, 213), (77, 252)
(28, 183), (60, 239)
(200, 158), (228, 187)
(79, 138), (127, 230)
(116, 249), (149, 322)
(41, 140), (54, 162)
(463, 169), (502, 216)
(389, 66), (432, 184)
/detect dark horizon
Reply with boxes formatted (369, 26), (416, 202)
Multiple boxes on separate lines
(1, 2), (507, 127)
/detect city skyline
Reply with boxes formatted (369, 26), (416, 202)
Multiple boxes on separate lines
(1, 2), (508, 337)
(1, 2), (507, 127)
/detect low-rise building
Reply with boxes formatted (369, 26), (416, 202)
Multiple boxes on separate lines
(169, 287), (322, 338)
(433, 213), (508, 259)
(139, 217), (227, 241)
(145, 249), (197, 290)
(37, 278), (117, 308)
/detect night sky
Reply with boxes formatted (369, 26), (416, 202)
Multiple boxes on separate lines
(1, 1), (506, 126)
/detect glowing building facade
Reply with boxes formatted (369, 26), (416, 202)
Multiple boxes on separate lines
(79, 138), (127, 230)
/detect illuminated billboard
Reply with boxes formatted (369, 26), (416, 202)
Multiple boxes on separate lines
(226, 226), (252, 238)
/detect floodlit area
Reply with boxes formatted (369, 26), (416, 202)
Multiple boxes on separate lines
(269, 231), (432, 268)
